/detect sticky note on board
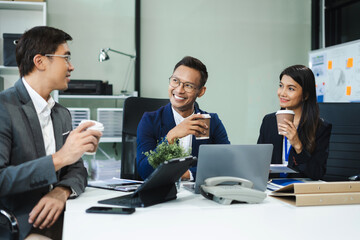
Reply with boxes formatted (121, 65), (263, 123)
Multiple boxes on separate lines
(346, 86), (351, 96)
(328, 61), (332, 69)
(346, 58), (353, 68)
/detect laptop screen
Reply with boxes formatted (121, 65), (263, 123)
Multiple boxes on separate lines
(194, 144), (273, 193)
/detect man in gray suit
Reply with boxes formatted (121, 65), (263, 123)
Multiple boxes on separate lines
(0, 26), (102, 239)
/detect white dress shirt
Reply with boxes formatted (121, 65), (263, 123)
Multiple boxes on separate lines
(171, 107), (194, 180)
(22, 77), (56, 156)
(171, 107), (193, 152)
(23, 78), (77, 197)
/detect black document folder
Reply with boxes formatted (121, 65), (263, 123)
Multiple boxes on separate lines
(98, 156), (197, 207)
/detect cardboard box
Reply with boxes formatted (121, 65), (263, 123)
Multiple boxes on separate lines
(270, 181), (360, 206)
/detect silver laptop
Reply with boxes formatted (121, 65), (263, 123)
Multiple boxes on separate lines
(194, 144), (273, 193)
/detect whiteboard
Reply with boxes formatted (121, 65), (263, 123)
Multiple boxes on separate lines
(309, 39), (360, 102)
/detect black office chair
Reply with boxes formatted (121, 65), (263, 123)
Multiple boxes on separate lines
(0, 208), (19, 240)
(120, 97), (169, 180)
(319, 103), (360, 181)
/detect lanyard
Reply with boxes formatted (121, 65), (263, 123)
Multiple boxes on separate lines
(284, 136), (292, 163)
(280, 137), (292, 178)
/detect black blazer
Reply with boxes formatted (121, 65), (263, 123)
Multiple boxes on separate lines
(257, 112), (332, 180)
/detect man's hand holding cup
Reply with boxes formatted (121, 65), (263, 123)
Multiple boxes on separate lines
(79, 120), (104, 155)
(52, 120), (103, 171)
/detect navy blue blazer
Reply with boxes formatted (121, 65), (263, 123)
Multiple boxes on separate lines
(136, 103), (230, 180)
(257, 112), (332, 180)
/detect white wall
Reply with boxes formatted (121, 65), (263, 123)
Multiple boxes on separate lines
(47, 0), (136, 95)
(46, 0), (312, 144)
(140, 0), (311, 144)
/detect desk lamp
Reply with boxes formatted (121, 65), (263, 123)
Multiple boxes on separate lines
(98, 48), (136, 94)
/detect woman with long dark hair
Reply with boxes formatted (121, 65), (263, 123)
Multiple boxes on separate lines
(258, 65), (332, 180)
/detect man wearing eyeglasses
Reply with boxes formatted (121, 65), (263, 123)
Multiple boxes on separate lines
(0, 26), (102, 239)
(137, 56), (230, 180)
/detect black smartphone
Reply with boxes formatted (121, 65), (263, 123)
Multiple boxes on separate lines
(86, 206), (135, 214)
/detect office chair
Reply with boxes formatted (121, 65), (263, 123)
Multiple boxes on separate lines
(121, 97), (169, 180)
(319, 103), (360, 181)
(0, 208), (19, 240)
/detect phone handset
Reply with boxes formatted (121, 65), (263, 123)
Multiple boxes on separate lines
(200, 176), (267, 205)
(204, 176), (253, 189)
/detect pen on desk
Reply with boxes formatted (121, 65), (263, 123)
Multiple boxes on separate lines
(112, 177), (143, 184)
(118, 182), (141, 186)
(108, 182), (140, 187)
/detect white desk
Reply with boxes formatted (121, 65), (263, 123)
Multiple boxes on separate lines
(63, 187), (360, 240)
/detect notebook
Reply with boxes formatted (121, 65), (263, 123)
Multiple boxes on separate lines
(193, 144), (273, 193)
(98, 156), (197, 207)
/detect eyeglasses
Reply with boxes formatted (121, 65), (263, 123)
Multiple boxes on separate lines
(169, 77), (199, 93)
(45, 54), (71, 63)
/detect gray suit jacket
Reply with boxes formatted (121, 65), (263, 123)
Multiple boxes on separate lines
(0, 79), (87, 239)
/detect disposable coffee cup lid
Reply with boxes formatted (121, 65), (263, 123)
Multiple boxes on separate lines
(276, 110), (295, 115)
(80, 120), (104, 131)
(197, 113), (211, 118)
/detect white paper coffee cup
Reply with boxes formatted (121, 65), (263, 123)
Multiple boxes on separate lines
(79, 120), (104, 155)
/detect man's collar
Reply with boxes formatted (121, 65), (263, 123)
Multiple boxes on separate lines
(171, 106), (195, 125)
(22, 77), (55, 114)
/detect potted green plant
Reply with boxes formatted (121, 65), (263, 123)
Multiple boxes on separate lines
(144, 138), (191, 169)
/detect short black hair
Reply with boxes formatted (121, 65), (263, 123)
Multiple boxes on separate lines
(16, 26), (72, 77)
(173, 56), (208, 87)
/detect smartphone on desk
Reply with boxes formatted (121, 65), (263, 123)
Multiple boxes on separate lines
(86, 206), (135, 215)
